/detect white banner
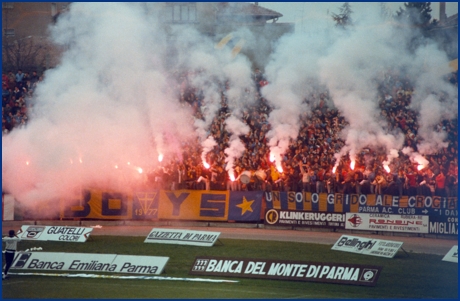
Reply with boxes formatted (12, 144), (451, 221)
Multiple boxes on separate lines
(331, 235), (403, 258)
(11, 252), (169, 275)
(145, 228), (221, 247)
(345, 213), (429, 233)
(442, 245), (458, 263)
(17, 225), (93, 242)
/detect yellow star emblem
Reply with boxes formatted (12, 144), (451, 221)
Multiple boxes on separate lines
(236, 196), (254, 215)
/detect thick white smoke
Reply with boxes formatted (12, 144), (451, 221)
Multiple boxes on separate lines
(1, 3), (261, 209)
(222, 57), (256, 176)
(2, 3), (197, 206)
(2, 3), (457, 212)
(263, 3), (456, 170)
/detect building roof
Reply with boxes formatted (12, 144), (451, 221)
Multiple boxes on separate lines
(443, 13), (458, 27)
(215, 2), (283, 20)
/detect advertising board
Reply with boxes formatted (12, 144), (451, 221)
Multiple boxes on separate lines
(442, 245), (458, 263)
(11, 252), (169, 275)
(17, 225), (93, 242)
(345, 213), (429, 233)
(189, 256), (382, 286)
(264, 209), (345, 229)
(144, 228), (221, 247)
(331, 235), (403, 258)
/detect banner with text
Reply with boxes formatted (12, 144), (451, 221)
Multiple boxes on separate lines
(61, 189), (264, 222)
(331, 235), (403, 258)
(60, 189), (133, 220)
(265, 192), (457, 214)
(144, 228), (220, 247)
(264, 209), (345, 229)
(158, 190), (229, 221)
(345, 213), (429, 233)
(11, 252), (169, 275)
(189, 256), (382, 286)
(16, 225), (93, 243)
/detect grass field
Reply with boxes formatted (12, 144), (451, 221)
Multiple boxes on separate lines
(2, 236), (458, 299)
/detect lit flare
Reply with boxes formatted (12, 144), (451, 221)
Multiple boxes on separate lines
(383, 165), (391, 173)
(350, 160), (355, 170)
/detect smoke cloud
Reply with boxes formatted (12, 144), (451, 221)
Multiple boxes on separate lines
(2, 3), (457, 215)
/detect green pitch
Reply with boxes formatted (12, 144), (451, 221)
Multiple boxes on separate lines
(2, 236), (458, 298)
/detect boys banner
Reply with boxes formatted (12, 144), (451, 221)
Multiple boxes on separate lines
(60, 189), (262, 222)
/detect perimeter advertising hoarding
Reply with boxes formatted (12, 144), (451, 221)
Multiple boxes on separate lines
(429, 214), (458, 235)
(264, 209), (345, 229)
(345, 213), (429, 233)
(16, 225), (93, 242)
(189, 256), (382, 286)
(331, 235), (403, 258)
(11, 252), (169, 275)
(144, 228), (221, 247)
(442, 245), (458, 263)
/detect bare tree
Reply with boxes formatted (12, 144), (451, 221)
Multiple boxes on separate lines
(2, 35), (51, 72)
(331, 2), (353, 29)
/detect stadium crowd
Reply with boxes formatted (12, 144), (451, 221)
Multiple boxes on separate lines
(2, 67), (458, 198)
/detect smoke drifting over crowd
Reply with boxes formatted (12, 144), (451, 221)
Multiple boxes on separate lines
(2, 3), (457, 211)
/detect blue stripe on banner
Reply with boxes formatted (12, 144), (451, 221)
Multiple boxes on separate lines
(311, 194), (320, 212)
(295, 192), (304, 210)
(279, 191), (289, 210)
(342, 194), (351, 213)
(264, 192), (273, 209)
(228, 191), (263, 222)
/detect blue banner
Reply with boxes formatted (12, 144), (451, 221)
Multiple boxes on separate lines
(228, 191), (263, 222)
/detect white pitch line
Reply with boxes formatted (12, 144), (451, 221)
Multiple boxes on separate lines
(7, 272), (238, 283)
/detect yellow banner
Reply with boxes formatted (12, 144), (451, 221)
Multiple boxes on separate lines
(158, 190), (229, 221)
(60, 189), (133, 220)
